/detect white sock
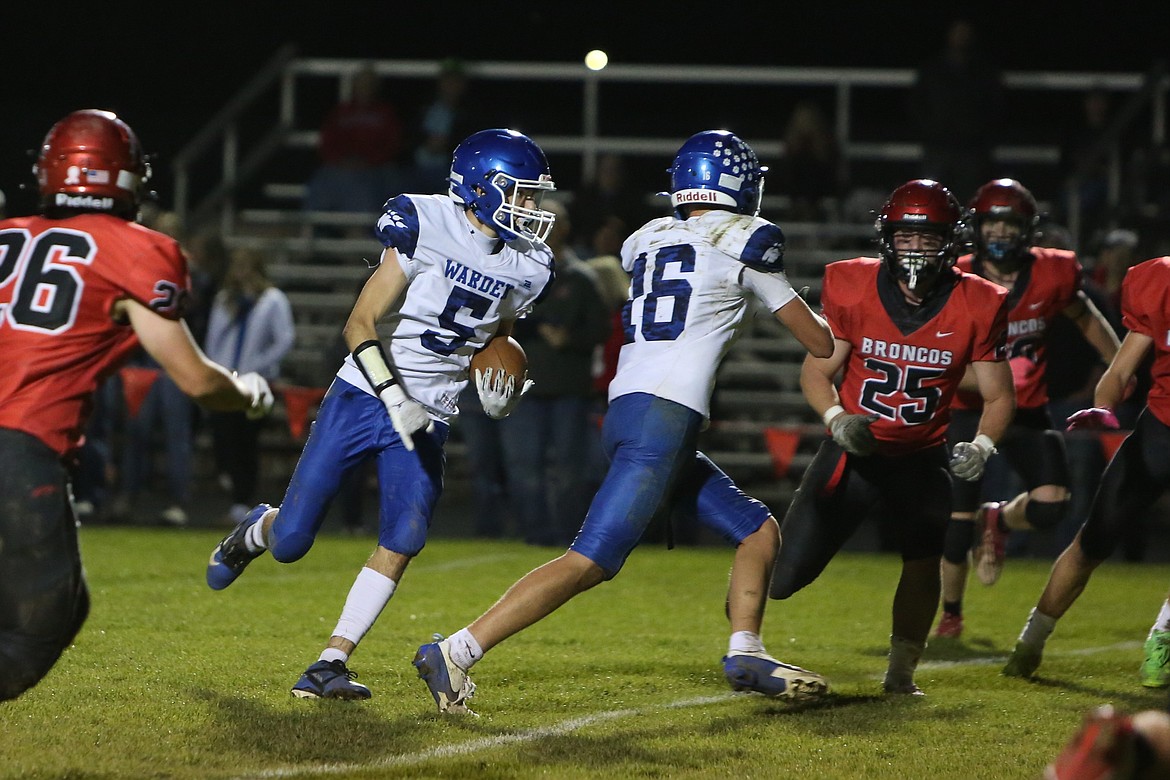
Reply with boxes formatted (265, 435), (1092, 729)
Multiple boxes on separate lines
(447, 628), (483, 671)
(885, 635), (925, 686)
(330, 567), (396, 645)
(729, 631), (765, 655)
(1018, 608), (1057, 648)
(319, 647), (348, 664)
(244, 515), (268, 552)
(1151, 601), (1170, 637)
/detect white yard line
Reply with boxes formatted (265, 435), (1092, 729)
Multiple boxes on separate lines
(249, 642), (1144, 779)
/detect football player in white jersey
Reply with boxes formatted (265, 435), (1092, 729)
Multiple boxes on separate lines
(205, 128), (557, 699)
(414, 130), (835, 715)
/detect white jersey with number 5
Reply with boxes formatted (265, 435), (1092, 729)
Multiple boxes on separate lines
(335, 193), (554, 420)
(608, 210), (796, 418)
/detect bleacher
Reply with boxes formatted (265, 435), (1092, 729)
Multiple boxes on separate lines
(174, 53), (1165, 517)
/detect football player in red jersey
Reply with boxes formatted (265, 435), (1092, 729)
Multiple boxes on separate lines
(0, 110), (274, 701)
(1005, 256), (1170, 682)
(934, 179), (1119, 639)
(769, 179), (1014, 695)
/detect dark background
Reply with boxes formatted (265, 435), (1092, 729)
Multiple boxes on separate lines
(3, 4), (1165, 214)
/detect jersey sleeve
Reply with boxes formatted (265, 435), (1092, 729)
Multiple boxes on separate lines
(105, 226), (190, 321)
(709, 215), (786, 273)
(376, 194), (421, 257)
(971, 286), (1010, 361)
(818, 263), (849, 340)
(1121, 263), (1155, 336)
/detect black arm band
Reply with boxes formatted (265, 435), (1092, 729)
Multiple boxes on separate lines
(353, 339), (398, 394)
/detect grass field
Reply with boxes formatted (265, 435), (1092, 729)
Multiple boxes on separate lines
(1, 527), (1167, 779)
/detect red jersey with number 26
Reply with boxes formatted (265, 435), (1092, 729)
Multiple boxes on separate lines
(821, 258), (1008, 455)
(0, 213), (189, 456)
(1121, 256), (1170, 427)
(954, 246), (1081, 410)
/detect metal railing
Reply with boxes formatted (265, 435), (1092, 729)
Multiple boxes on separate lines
(172, 52), (1167, 240)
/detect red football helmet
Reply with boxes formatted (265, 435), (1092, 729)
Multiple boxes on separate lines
(969, 178), (1039, 272)
(34, 109), (149, 218)
(876, 179), (964, 292)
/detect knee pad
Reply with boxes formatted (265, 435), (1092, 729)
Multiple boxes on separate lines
(943, 518), (976, 564)
(1026, 499), (1068, 531)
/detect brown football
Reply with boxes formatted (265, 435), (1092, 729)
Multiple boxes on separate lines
(471, 335), (528, 383)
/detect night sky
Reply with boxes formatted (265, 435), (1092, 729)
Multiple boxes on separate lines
(4, 4), (1165, 214)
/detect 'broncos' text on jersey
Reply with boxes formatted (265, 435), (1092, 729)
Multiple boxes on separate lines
(822, 257), (1008, 455)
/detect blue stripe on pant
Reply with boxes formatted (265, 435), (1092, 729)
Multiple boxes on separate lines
(270, 379), (448, 562)
(570, 393), (771, 577)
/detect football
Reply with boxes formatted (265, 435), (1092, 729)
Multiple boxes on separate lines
(471, 335), (528, 384)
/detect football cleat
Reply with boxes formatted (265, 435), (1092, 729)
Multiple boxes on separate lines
(206, 503), (271, 590)
(722, 650), (829, 700)
(1141, 630), (1170, 688)
(972, 501), (1008, 586)
(1003, 641), (1044, 679)
(932, 611), (964, 639)
(291, 659), (372, 700)
(414, 635), (477, 715)
(882, 678), (926, 696)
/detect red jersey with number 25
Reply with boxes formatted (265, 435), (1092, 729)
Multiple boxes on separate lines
(0, 213), (189, 456)
(1121, 256), (1170, 427)
(954, 246), (1081, 410)
(821, 258), (1008, 455)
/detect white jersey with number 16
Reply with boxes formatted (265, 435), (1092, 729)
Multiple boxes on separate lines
(608, 210), (796, 418)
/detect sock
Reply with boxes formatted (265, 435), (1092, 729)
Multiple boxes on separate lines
(244, 516), (268, 552)
(943, 600), (962, 617)
(1151, 601), (1170, 637)
(885, 635), (925, 687)
(330, 567), (396, 645)
(1018, 608), (1057, 648)
(319, 647), (348, 664)
(729, 631), (765, 655)
(447, 628), (483, 671)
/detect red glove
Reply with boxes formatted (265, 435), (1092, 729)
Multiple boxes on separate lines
(1066, 407), (1120, 431)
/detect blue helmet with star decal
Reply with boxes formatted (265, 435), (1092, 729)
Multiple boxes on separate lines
(448, 128), (556, 243)
(667, 130), (767, 219)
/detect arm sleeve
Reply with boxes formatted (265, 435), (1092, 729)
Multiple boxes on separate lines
(1120, 267), (1152, 336)
(972, 291), (1010, 361)
(740, 266), (797, 312)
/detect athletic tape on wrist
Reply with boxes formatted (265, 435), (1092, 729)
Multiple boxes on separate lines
(353, 340), (397, 394)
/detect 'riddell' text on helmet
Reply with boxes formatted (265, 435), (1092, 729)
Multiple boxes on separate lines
(448, 128), (556, 244)
(34, 109), (149, 219)
(667, 130), (767, 219)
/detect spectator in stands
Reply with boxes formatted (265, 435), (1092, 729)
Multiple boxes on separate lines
(501, 198), (611, 545)
(1059, 86), (1114, 248)
(305, 63), (404, 219)
(410, 58), (475, 194)
(569, 153), (653, 257)
(205, 247), (296, 524)
(776, 100), (844, 223)
(909, 19), (1004, 199)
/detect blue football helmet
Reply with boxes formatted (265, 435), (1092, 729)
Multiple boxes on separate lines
(667, 130), (767, 219)
(448, 128), (556, 243)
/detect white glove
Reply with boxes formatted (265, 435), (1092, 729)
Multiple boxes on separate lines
(378, 383), (434, 451)
(950, 434), (996, 481)
(238, 372), (274, 420)
(826, 408), (879, 456)
(476, 368), (533, 420)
